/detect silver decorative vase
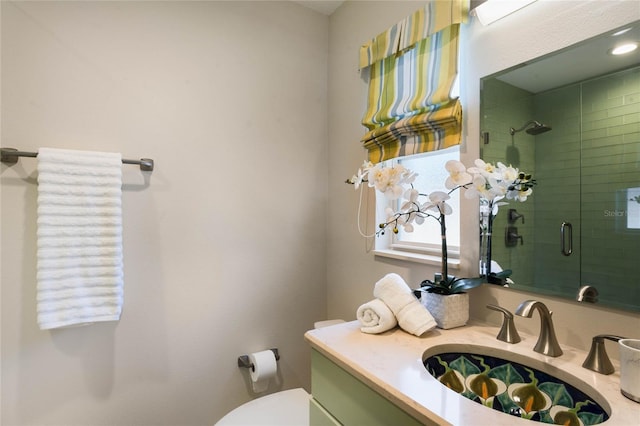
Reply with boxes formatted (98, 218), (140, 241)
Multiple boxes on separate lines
(421, 292), (469, 329)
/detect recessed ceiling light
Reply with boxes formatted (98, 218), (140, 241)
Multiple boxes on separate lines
(612, 28), (632, 37)
(609, 42), (639, 56)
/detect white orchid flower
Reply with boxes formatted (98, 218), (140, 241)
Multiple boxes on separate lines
(361, 160), (374, 170)
(367, 163), (384, 188)
(425, 191), (453, 215)
(401, 168), (418, 185)
(445, 160), (472, 189)
(349, 160), (374, 189)
(468, 158), (497, 178)
(351, 169), (367, 189)
(384, 207), (395, 219)
(348, 156), (534, 243)
(369, 165), (405, 200)
(464, 174), (487, 200)
(404, 188), (419, 201)
(400, 188), (420, 210)
(488, 177), (508, 198)
(496, 162), (519, 182)
(508, 187), (533, 202)
(386, 164), (405, 182)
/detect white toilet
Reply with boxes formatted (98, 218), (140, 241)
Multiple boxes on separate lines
(215, 320), (344, 426)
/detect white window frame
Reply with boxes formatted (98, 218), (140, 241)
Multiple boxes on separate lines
(372, 146), (461, 270)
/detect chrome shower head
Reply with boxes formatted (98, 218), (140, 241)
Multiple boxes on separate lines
(510, 120), (552, 136)
(526, 122), (552, 135)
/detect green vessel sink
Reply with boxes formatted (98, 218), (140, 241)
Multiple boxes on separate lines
(423, 344), (610, 425)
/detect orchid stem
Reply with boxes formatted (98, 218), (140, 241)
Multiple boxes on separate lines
(440, 213), (448, 282)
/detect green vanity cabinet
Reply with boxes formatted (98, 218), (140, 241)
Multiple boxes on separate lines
(310, 349), (424, 426)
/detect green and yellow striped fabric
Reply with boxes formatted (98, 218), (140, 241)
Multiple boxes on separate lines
(362, 98), (462, 163)
(360, 0), (467, 163)
(359, 0), (468, 69)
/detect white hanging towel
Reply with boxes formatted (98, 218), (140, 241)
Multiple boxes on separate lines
(36, 147), (124, 330)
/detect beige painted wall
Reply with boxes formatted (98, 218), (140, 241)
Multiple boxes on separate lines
(3, 1), (640, 425)
(327, 0), (640, 357)
(1, 1), (327, 424)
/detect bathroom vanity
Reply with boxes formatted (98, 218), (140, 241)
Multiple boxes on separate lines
(304, 321), (638, 425)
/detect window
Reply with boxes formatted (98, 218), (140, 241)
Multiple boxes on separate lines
(373, 146), (461, 267)
(357, 0), (466, 267)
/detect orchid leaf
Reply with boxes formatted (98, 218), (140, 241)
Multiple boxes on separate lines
(420, 276), (484, 295)
(493, 269), (513, 278)
(449, 277), (484, 293)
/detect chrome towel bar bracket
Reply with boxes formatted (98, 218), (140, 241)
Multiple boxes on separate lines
(1, 147), (154, 172)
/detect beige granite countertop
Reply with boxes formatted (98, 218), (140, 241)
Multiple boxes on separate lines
(305, 320), (640, 426)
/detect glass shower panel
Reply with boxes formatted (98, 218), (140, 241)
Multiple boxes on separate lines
(579, 67), (640, 311)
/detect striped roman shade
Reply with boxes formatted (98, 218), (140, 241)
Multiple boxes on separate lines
(360, 0), (467, 163)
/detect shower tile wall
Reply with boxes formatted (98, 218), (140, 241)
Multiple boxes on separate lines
(533, 67), (639, 308)
(578, 68), (640, 309)
(480, 78), (536, 285)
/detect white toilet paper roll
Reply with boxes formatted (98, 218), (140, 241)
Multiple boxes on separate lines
(249, 350), (278, 393)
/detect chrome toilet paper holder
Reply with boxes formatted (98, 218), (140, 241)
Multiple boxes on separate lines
(237, 348), (280, 372)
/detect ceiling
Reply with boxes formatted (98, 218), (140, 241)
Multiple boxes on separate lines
(291, 1), (344, 16)
(495, 21), (640, 93)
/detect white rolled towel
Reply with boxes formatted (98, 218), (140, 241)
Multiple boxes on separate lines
(357, 299), (398, 334)
(373, 273), (437, 336)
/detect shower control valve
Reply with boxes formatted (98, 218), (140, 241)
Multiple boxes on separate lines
(506, 226), (523, 247)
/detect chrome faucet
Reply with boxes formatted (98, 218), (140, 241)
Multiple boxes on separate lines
(515, 300), (563, 357)
(582, 335), (626, 375)
(487, 304), (521, 344)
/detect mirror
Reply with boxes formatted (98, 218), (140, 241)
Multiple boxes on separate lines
(480, 21), (640, 312)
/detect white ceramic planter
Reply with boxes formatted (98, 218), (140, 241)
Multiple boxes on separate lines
(421, 292), (469, 329)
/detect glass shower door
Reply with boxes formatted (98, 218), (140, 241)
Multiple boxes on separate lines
(532, 84), (582, 298)
(579, 67), (640, 310)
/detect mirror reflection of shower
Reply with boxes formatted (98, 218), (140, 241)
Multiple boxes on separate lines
(509, 120), (552, 135)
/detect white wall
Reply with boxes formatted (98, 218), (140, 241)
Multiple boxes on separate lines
(328, 0), (639, 353)
(1, 1), (328, 425)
